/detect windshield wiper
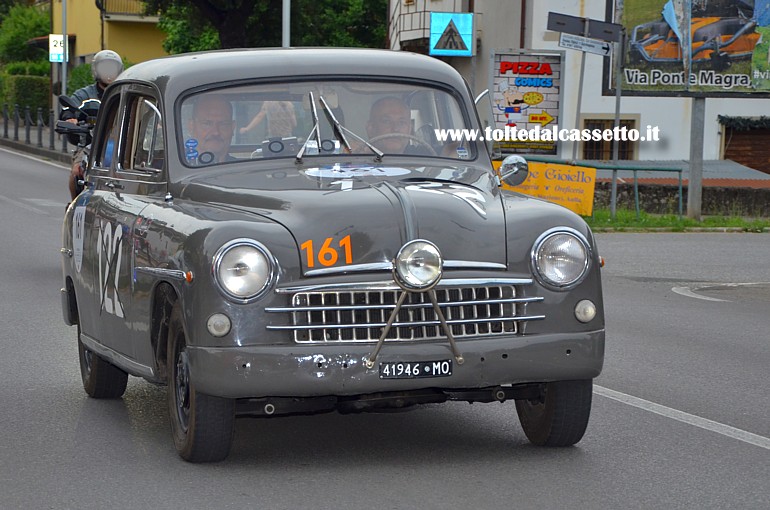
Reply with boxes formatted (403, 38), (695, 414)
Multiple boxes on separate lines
(318, 95), (383, 162)
(296, 91), (322, 162)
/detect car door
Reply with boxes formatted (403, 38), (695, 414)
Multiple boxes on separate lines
(90, 86), (167, 364)
(76, 88), (122, 349)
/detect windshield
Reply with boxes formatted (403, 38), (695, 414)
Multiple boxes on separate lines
(178, 80), (476, 167)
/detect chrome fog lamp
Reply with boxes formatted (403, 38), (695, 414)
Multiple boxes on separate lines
(207, 313), (232, 337)
(532, 229), (590, 290)
(574, 300), (597, 323)
(394, 240), (443, 291)
(213, 239), (275, 302)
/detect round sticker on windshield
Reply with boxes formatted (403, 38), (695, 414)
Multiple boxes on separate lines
(185, 138), (199, 149)
(304, 164), (411, 178)
(198, 152), (215, 165)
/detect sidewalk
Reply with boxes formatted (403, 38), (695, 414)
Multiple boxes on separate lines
(0, 119), (72, 165)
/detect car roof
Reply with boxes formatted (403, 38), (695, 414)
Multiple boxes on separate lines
(116, 48), (470, 99)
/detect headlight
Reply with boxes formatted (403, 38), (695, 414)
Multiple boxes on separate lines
(531, 228), (590, 290)
(213, 239), (275, 302)
(394, 240), (443, 291)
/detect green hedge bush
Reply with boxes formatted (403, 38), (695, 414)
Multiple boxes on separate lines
(5, 60), (49, 76)
(67, 63), (93, 92)
(4, 75), (49, 114)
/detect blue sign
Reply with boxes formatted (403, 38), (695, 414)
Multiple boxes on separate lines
(429, 12), (473, 57)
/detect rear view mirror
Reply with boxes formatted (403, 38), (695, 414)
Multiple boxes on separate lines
(499, 154), (529, 187)
(474, 89), (501, 160)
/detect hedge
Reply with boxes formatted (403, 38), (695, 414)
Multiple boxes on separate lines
(5, 60), (49, 77)
(3, 75), (49, 114)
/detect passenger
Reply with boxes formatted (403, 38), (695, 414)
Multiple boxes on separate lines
(239, 100), (297, 138)
(187, 95), (235, 164)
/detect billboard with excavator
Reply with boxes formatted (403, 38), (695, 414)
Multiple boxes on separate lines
(608, 0), (770, 96)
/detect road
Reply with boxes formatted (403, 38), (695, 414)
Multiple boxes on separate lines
(0, 147), (768, 509)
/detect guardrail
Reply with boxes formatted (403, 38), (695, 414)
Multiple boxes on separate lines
(2, 103), (70, 156)
(524, 155), (684, 219)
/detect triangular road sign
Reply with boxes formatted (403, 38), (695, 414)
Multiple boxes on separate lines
(435, 19), (468, 51)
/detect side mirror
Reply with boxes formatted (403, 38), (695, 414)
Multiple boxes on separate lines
(59, 95), (81, 111)
(499, 154), (529, 187)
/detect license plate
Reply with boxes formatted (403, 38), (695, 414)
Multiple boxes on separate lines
(379, 360), (452, 379)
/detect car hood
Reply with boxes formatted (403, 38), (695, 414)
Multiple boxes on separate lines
(178, 163), (507, 270)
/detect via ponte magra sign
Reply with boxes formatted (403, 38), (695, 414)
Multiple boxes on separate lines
(606, 0), (770, 97)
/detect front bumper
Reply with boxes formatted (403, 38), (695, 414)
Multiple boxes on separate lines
(187, 330), (604, 399)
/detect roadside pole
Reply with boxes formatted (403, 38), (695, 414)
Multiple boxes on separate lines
(61, 0), (67, 96)
(282, 0), (290, 48)
(610, 30), (624, 219)
(687, 97), (705, 220)
(571, 19), (590, 163)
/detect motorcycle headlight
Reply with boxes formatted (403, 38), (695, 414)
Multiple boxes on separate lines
(531, 229), (590, 290)
(213, 239), (275, 302)
(394, 240), (443, 291)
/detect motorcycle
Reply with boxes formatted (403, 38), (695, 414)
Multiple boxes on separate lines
(55, 95), (101, 199)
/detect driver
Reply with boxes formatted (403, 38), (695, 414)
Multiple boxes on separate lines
(366, 97), (416, 154)
(187, 94), (235, 164)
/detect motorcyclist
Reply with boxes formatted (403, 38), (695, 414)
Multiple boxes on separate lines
(61, 49), (124, 201)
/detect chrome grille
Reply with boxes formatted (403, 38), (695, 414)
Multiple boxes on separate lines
(266, 283), (544, 344)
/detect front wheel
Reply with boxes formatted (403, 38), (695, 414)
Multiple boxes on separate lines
(167, 302), (235, 462)
(78, 325), (128, 399)
(515, 379), (593, 446)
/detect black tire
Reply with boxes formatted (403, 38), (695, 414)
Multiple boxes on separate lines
(167, 302), (235, 463)
(78, 325), (128, 399)
(515, 379), (593, 447)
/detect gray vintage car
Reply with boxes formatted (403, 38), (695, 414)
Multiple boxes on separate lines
(60, 48), (604, 462)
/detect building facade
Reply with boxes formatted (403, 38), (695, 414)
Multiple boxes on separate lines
(51, 0), (166, 66)
(389, 0), (770, 163)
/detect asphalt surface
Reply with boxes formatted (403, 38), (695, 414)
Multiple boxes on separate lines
(0, 147), (768, 509)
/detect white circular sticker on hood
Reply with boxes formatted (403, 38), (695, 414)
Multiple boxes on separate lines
(304, 164), (411, 178)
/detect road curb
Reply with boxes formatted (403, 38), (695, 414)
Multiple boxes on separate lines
(0, 137), (71, 165)
(592, 227), (770, 233)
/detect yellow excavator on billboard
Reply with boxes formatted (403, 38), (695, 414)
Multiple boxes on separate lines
(629, 0), (767, 69)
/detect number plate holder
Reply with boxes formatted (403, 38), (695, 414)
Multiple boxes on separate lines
(379, 360), (453, 379)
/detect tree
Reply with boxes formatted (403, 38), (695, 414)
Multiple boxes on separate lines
(0, 3), (49, 63)
(146, 0), (277, 49)
(147, 0), (387, 54)
(294, 1), (387, 48)
(0, 0), (22, 19)
(157, 4), (221, 54)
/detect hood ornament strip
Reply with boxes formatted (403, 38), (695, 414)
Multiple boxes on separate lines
(364, 288), (465, 369)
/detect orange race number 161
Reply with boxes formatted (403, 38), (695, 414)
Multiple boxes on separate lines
(301, 235), (352, 268)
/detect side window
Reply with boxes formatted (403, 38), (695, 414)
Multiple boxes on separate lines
(94, 98), (121, 169)
(122, 95), (164, 172)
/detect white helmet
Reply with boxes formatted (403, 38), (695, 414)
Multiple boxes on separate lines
(92, 50), (124, 86)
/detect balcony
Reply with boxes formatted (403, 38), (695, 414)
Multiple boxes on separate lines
(389, 0), (469, 52)
(98, 0), (160, 22)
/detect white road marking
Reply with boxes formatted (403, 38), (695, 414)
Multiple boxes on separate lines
(25, 198), (65, 208)
(0, 146), (68, 169)
(672, 282), (770, 302)
(594, 385), (770, 451)
(671, 286), (728, 302)
(0, 193), (47, 215)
